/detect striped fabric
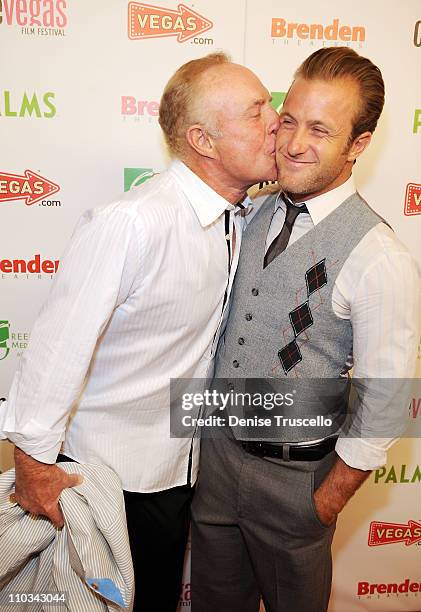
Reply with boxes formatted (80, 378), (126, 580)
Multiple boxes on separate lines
(0, 160), (249, 492)
(0, 462), (134, 611)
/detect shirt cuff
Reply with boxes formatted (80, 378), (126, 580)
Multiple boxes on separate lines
(335, 437), (397, 471)
(2, 418), (64, 464)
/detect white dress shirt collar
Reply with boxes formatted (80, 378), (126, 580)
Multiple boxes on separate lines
(170, 159), (251, 227)
(275, 174), (356, 227)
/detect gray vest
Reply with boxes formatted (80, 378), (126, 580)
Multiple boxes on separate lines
(214, 191), (383, 442)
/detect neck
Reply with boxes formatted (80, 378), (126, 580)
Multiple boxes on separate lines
(181, 156), (247, 205)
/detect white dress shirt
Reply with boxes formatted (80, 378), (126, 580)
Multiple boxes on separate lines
(258, 175), (420, 470)
(0, 160), (249, 492)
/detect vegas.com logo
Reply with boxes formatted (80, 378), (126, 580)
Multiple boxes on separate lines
(368, 520), (421, 547)
(0, 169), (60, 206)
(128, 2), (213, 45)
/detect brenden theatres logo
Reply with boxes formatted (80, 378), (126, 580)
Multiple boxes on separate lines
(179, 583), (191, 607)
(373, 464), (421, 484)
(0, 0), (68, 36)
(271, 17), (365, 46)
(128, 2), (213, 43)
(358, 578), (421, 597)
(0, 170), (60, 206)
(368, 521), (421, 547)
(0, 321), (10, 360)
(405, 183), (421, 215)
(0, 91), (56, 118)
(121, 96), (159, 121)
(0, 254), (60, 279)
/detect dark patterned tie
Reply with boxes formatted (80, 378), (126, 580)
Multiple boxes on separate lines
(263, 199), (309, 268)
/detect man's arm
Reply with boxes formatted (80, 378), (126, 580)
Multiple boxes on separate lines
(313, 456), (370, 526)
(314, 227), (420, 524)
(2, 205), (140, 523)
(13, 447), (83, 527)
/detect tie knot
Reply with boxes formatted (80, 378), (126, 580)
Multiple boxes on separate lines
(285, 201), (308, 225)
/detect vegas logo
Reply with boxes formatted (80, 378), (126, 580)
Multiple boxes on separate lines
(404, 183), (421, 216)
(368, 520), (421, 547)
(0, 170), (60, 206)
(128, 2), (213, 42)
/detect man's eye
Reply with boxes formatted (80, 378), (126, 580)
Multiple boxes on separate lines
(313, 127), (327, 135)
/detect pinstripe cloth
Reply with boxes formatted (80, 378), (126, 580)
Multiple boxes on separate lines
(0, 463), (134, 611)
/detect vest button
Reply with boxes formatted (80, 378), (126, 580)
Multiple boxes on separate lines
(238, 337), (245, 345)
(245, 313), (252, 321)
(251, 288), (259, 296)
(233, 360), (239, 368)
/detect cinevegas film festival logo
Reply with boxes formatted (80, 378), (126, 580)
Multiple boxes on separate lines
(0, 0), (68, 37)
(124, 168), (155, 191)
(0, 321), (29, 360)
(128, 2), (214, 45)
(271, 16), (366, 48)
(0, 169), (60, 207)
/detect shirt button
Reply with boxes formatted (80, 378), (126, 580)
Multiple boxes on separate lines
(233, 360), (239, 368)
(238, 337), (245, 345)
(251, 288), (259, 296)
(245, 313), (252, 321)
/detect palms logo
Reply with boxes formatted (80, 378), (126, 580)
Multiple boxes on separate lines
(0, 321), (10, 360)
(124, 168), (155, 192)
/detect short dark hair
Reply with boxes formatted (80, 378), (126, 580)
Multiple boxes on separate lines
(295, 47), (385, 139)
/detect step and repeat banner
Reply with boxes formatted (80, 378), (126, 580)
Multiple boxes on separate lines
(1, 1), (420, 610)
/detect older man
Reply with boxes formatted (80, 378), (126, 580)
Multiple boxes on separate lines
(0, 52), (279, 610)
(191, 47), (420, 612)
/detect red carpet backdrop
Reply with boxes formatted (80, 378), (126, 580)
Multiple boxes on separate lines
(1, 1), (420, 610)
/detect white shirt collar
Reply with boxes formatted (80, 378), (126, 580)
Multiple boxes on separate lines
(275, 175), (356, 227)
(169, 159), (251, 227)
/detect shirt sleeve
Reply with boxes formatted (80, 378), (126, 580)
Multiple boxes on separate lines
(0, 204), (141, 463)
(334, 226), (420, 470)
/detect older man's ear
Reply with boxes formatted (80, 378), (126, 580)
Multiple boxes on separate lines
(185, 124), (219, 160)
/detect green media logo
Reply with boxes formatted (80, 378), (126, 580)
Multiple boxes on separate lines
(271, 91), (287, 112)
(0, 321), (10, 360)
(124, 168), (154, 192)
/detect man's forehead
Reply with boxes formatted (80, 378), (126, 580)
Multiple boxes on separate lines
(283, 77), (359, 116)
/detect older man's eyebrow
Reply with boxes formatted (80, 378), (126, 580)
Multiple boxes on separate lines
(244, 98), (267, 113)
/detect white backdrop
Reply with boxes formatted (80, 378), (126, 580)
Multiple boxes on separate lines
(1, 1), (420, 610)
